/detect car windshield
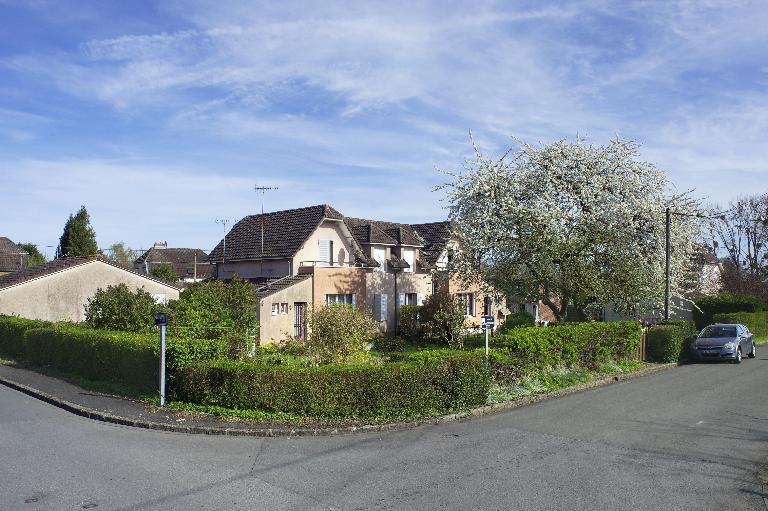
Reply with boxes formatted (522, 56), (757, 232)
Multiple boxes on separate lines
(700, 326), (737, 338)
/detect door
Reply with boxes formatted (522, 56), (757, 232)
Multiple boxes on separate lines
(294, 302), (307, 339)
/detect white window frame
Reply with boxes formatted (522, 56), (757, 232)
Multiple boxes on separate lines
(271, 303), (279, 316)
(373, 246), (386, 272)
(326, 293), (355, 306)
(404, 293), (418, 306)
(457, 293), (475, 317)
(280, 303), (289, 315)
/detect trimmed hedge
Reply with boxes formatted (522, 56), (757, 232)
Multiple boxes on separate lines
(713, 311), (768, 341)
(484, 321), (642, 381)
(0, 317), (227, 393)
(646, 320), (697, 363)
(0, 315), (51, 360)
(694, 294), (765, 329)
(175, 352), (489, 418)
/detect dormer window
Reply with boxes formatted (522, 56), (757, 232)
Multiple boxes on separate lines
(372, 246), (386, 272)
(402, 247), (415, 273)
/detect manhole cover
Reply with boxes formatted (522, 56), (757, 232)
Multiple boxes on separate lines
(24, 497), (39, 504)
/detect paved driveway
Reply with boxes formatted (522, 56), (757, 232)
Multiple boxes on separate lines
(2, 356), (768, 510)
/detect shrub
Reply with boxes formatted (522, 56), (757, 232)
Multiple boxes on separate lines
(0, 315), (51, 360)
(646, 320), (697, 363)
(175, 351), (489, 419)
(485, 321), (642, 381)
(712, 311), (768, 341)
(306, 304), (378, 364)
(84, 284), (162, 332)
(150, 262), (179, 283)
(693, 294), (765, 329)
(420, 289), (466, 348)
(498, 310), (535, 333)
(399, 304), (421, 342)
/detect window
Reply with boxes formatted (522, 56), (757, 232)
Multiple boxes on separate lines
(318, 239), (334, 266)
(402, 247), (415, 273)
(483, 296), (492, 316)
(280, 303), (288, 314)
(271, 303), (279, 316)
(404, 293), (418, 305)
(326, 294), (355, 306)
(457, 293), (475, 316)
(373, 246), (386, 272)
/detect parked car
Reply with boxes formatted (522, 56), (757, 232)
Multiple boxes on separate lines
(692, 323), (756, 363)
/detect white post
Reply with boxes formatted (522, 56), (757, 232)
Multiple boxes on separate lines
(159, 324), (166, 406)
(485, 325), (489, 359)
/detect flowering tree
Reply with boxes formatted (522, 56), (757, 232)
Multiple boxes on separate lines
(440, 137), (701, 321)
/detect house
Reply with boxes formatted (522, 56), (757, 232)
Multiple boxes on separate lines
(0, 256), (180, 322)
(135, 242), (212, 282)
(0, 237), (28, 276)
(208, 204), (508, 344)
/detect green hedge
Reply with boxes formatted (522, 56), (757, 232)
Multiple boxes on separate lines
(0, 315), (51, 360)
(646, 320), (697, 363)
(694, 294), (765, 329)
(175, 352), (489, 419)
(0, 317), (227, 393)
(483, 321), (641, 381)
(712, 311), (768, 341)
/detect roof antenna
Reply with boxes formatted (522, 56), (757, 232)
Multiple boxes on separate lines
(215, 217), (230, 264)
(254, 185), (278, 257)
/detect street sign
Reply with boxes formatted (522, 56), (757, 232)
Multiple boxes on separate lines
(481, 315), (495, 330)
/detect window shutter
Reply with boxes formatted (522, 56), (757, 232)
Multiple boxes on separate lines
(330, 240), (334, 265)
(318, 240), (330, 265)
(398, 293), (405, 307)
(381, 293), (388, 321)
(417, 293), (423, 306)
(351, 294), (356, 308)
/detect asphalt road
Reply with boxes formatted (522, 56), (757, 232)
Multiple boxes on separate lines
(2, 355), (768, 511)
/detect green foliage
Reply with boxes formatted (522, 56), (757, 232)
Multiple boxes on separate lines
(0, 315), (51, 359)
(399, 304), (420, 342)
(646, 320), (697, 363)
(108, 242), (135, 266)
(693, 294), (765, 329)
(16, 243), (47, 266)
(84, 284), (162, 332)
(306, 304), (378, 364)
(150, 262), (179, 283)
(58, 205), (98, 257)
(175, 351), (489, 419)
(420, 289), (466, 348)
(484, 321), (642, 382)
(498, 310), (535, 333)
(170, 276), (258, 359)
(712, 311), (768, 341)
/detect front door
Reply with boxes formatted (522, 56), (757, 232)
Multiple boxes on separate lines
(294, 302), (306, 339)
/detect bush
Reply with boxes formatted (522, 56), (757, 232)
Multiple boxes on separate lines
(150, 262), (179, 283)
(693, 294), (765, 329)
(498, 310), (535, 333)
(175, 351), (489, 419)
(646, 320), (697, 363)
(84, 284), (162, 332)
(306, 304), (378, 364)
(712, 311), (768, 341)
(399, 305), (420, 342)
(0, 315), (51, 360)
(420, 289), (466, 348)
(485, 321), (642, 382)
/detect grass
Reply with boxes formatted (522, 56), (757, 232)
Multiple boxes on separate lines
(487, 359), (647, 405)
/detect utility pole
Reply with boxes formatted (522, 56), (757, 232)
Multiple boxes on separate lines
(664, 207), (671, 320)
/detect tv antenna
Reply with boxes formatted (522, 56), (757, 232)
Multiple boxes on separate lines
(215, 217), (230, 263)
(254, 185), (278, 257)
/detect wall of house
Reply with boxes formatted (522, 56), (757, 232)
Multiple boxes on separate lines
(0, 261), (180, 323)
(445, 273), (510, 329)
(365, 272), (431, 332)
(257, 277), (314, 345)
(215, 259), (291, 280)
(308, 267), (367, 309)
(294, 220), (355, 269)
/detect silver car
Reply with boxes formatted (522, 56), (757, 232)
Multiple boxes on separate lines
(693, 323), (756, 363)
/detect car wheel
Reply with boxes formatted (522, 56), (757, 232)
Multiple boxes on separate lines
(734, 347), (742, 364)
(749, 343), (757, 359)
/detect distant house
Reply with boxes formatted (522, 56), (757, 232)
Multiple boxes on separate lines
(0, 237), (28, 276)
(0, 256), (180, 323)
(135, 242), (212, 282)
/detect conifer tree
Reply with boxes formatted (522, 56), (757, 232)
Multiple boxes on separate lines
(58, 206), (99, 257)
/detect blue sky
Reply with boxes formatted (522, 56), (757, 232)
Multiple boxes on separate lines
(1, 0), (767, 257)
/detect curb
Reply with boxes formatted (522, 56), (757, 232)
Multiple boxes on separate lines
(0, 363), (676, 437)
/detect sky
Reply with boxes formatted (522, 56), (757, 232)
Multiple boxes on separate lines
(1, 0), (767, 258)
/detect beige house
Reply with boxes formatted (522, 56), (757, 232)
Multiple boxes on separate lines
(0, 257), (180, 323)
(209, 205), (509, 344)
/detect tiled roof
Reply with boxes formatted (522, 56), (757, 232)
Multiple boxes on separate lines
(344, 218), (424, 247)
(135, 247), (212, 278)
(388, 255), (410, 270)
(0, 237), (28, 272)
(209, 204), (344, 262)
(411, 221), (452, 265)
(255, 273), (312, 299)
(0, 256), (181, 291)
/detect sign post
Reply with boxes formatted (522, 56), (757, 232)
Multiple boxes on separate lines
(154, 312), (169, 406)
(481, 315), (495, 358)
